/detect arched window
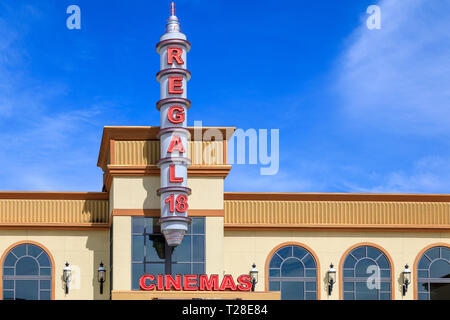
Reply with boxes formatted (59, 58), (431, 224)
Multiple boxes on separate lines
(342, 245), (392, 300)
(417, 246), (450, 300)
(2, 243), (52, 300)
(268, 245), (318, 300)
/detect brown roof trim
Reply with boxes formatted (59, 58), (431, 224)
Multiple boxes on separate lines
(0, 223), (110, 230)
(97, 126), (236, 170)
(103, 165), (231, 191)
(112, 209), (224, 217)
(224, 192), (450, 202)
(224, 224), (450, 232)
(0, 192), (109, 200)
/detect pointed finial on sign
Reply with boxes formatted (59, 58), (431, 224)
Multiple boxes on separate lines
(166, 1), (181, 33)
(160, 0), (186, 40)
(170, 2), (176, 17)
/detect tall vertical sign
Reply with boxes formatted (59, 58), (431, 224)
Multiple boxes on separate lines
(156, 2), (191, 246)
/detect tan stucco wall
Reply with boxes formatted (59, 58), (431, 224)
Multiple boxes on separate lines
(109, 180), (115, 217)
(112, 176), (159, 209)
(111, 176), (223, 210)
(112, 216), (131, 291)
(205, 217), (224, 276)
(0, 230), (110, 300)
(189, 178), (224, 210)
(223, 230), (450, 300)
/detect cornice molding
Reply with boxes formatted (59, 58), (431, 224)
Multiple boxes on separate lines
(0, 192), (108, 200)
(224, 192), (450, 202)
(103, 164), (232, 191)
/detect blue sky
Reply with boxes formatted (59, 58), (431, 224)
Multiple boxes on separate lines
(0, 0), (449, 193)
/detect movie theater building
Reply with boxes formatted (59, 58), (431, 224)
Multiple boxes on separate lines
(0, 4), (449, 301)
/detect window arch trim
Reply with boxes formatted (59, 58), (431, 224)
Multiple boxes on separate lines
(413, 242), (450, 300)
(0, 241), (55, 300)
(264, 241), (321, 299)
(339, 242), (395, 300)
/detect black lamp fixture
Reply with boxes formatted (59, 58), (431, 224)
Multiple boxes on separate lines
(63, 262), (72, 294)
(149, 234), (166, 259)
(402, 264), (411, 296)
(249, 263), (259, 292)
(98, 262), (106, 295)
(327, 263), (336, 295)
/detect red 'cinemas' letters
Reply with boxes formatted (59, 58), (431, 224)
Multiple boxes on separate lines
(199, 274), (219, 291)
(165, 275), (182, 291)
(183, 275), (198, 291)
(139, 274), (155, 290)
(139, 274), (252, 291)
(157, 274), (164, 290)
(237, 275), (253, 291)
(219, 275), (237, 291)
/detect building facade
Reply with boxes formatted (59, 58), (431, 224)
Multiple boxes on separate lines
(0, 4), (449, 301)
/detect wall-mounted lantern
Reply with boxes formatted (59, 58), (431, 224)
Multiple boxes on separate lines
(327, 263), (336, 296)
(63, 262), (72, 295)
(149, 234), (166, 259)
(249, 263), (259, 292)
(98, 262), (106, 295)
(402, 264), (411, 296)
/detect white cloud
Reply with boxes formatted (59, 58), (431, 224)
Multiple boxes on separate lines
(0, 6), (105, 191)
(334, 0), (450, 136)
(341, 156), (450, 194)
(224, 164), (323, 192)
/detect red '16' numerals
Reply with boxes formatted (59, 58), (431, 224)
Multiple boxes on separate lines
(165, 194), (188, 213)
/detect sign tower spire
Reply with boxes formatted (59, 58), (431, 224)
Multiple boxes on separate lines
(155, 2), (192, 247)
